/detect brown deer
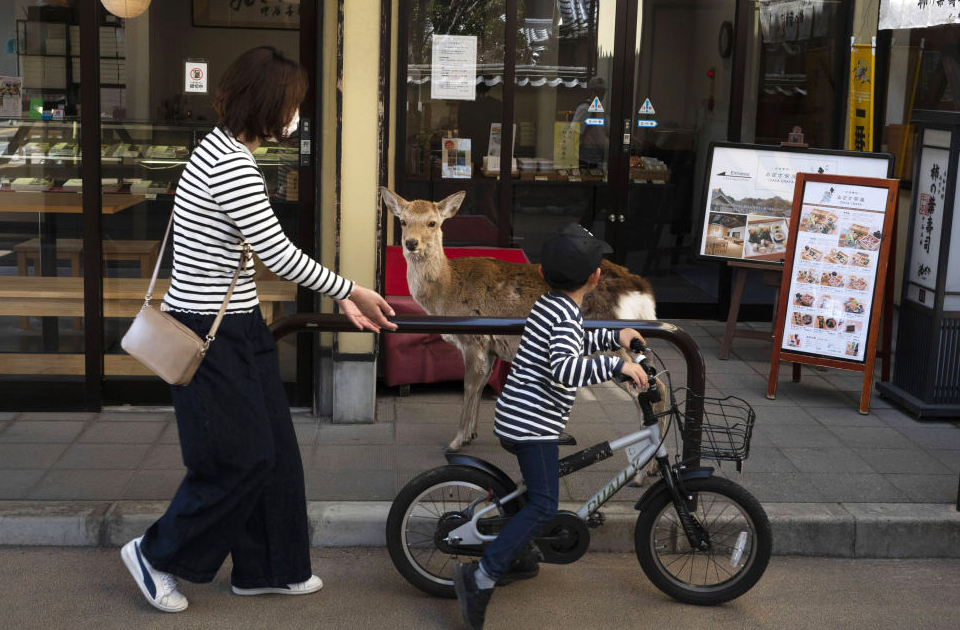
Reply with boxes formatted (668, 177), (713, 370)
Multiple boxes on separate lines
(380, 187), (658, 453)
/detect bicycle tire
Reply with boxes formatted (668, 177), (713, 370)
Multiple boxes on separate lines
(634, 476), (771, 605)
(386, 465), (516, 598)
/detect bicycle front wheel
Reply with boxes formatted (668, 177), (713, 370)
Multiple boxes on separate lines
(634, 476), (771, 605)
(386, 466), (515, 598)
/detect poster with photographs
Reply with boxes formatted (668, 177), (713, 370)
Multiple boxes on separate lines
(780, 179), (893, 363)
(698, 143), (892, 264)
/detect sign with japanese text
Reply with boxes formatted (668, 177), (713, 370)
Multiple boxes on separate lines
(184, 61), (208, 94)
(907, 143), (949, 295)
(698, 143), (892, 265)
(879, 0), (960, 30)
(193, 0), (299, 29)
(431, 35), (477, 101)
(847, 43), (874, 153)
(768, 173), (899, 415)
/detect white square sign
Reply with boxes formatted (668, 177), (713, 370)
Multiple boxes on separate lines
(185, 61), (208, 94)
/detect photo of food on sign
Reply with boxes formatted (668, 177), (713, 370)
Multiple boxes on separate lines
(794, 292), (815, 307)
(820, 270), (844, 287)
(851, 251), (871, 267)
(838, 223), (882, 251)
(824, 248), (848, 265)
(800, 245), (823, 261)
(847, 275), (868, 291)
(844, 297), (865, 314)
(743, 216), (788, 260)
(796, 268), (819, 284)
(799, 208), (839, 235)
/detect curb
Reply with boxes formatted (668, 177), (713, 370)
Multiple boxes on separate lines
(1, 501), (958, 558)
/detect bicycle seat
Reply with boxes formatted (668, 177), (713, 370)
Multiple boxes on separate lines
(499, 433), (577, 454)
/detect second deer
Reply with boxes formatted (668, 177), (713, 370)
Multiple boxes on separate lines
(380, 187), (658, 452)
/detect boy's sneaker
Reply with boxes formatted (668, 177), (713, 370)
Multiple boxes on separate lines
(120, 536), (188, 613)
(453, 562), (493, 630)
(231, 575), (323, 596)
(496, 549), (540, 586)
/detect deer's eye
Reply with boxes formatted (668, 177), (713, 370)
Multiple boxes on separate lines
(428, 221), (437, 228)
(399, 220), (406, 226)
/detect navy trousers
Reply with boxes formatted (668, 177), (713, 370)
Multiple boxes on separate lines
(140, 310), (311, 588)
(479, 441), (559, 579)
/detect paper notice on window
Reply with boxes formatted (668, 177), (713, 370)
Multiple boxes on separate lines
(0, 76), (22, 117)
(431, 35), (477, 101)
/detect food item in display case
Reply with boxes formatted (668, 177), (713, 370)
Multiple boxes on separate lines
(847, 276), (868, 291)
(130, 180), (172, 194)
(112, 144), (142, 158)
(843, 298), (864, 314)
(820, 271), (844, 287)
(48, 142), (78, 157)
(824, 249), (848, 265)
(21, 142), (50, 156)
(851, 252), (871, 267)
(800, 245), (823, 261)
(11, 176), (53, 191)
(794, 292), (815, 307)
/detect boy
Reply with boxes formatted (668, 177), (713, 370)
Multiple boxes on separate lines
(454, 223), (648, 629)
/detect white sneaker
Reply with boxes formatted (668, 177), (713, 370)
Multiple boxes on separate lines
(120, 536), (189, 613)
(231, 575), (323, 596)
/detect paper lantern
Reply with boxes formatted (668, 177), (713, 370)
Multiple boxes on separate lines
(100, 0), (151, 19)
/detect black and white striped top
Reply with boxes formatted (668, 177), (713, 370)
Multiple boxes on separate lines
(162, 127), (353, 313)
(494, 291), (624, 442)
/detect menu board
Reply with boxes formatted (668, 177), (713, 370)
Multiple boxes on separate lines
(781, 180), (891, 362)
(698, 143), (892, 264)
(769, 173), (899, 413)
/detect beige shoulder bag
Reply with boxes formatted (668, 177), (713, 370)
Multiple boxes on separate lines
(121, 211), (249, 386)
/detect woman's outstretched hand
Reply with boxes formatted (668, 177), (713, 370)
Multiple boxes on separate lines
(338, 285), (398, 333)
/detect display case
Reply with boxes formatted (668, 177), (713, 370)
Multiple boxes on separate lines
(0, 118), (300, 199)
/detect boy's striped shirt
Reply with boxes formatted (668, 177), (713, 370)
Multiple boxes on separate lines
(494, 291), (623, 441)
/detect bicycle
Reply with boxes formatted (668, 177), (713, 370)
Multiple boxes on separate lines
(385, 340), (772, 606)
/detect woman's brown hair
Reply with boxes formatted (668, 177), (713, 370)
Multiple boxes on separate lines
(214, 46), (307, 144)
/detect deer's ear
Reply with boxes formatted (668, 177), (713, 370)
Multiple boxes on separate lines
(380, 187), (408, 217)
(436, 191), (466, 219)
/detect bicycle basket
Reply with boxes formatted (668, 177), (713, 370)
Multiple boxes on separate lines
(673, 388), (756, 466)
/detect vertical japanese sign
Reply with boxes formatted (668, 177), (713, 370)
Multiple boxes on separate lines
(907, 143), (949, 300)
(879, 0), (960, 29)
(847, 43), (875, 152)
(431, 35), (477, 101)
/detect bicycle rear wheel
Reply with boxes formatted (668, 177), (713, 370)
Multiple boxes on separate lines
(386, 466), (515, 598)
(634, 476), (771, 605)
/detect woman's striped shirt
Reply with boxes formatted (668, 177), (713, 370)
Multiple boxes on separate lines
(162, 127), (353, 313)
(494, 291), (624, 442)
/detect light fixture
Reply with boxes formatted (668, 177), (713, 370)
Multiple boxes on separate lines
(100, 0), (151, 19)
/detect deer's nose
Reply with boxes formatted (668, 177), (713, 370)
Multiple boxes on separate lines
(405, 238), (419, 251)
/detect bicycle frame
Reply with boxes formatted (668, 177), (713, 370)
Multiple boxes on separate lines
(445, 421), (669, 546)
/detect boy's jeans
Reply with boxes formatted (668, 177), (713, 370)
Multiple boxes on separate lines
(479, 441), (559, 579)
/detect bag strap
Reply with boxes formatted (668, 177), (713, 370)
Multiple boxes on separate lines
(145, 210), (250, 351)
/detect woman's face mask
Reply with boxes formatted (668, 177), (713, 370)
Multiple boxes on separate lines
(283, 109), (300, 138)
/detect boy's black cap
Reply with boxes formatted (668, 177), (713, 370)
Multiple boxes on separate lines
(540, 223), (613, 286)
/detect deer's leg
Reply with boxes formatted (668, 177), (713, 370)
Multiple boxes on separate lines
(448, 344), (493, 452)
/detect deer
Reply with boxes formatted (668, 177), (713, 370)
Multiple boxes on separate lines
(380, 187), (660, 462)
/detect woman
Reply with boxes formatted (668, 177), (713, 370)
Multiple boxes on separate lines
(120, 46), (396, 613)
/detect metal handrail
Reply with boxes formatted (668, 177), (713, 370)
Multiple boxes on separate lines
(270, 314), (706, 463)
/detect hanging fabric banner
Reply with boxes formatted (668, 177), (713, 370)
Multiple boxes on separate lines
(847, 42), (875, 152)
(879, 0), (960, 30)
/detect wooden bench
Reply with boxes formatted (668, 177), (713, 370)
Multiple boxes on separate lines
(13, 238), (160, 329)
(14, 238), (161, 278)
(0, 277), (296, 376)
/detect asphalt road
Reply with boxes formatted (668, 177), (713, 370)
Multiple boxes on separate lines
(1, 547), (958, 629)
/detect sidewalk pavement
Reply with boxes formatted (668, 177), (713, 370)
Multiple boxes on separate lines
(1, 320), (958, 557)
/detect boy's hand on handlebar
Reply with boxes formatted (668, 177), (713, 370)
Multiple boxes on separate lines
(619, 328), (646, 351)
(617, 361), (649, 390)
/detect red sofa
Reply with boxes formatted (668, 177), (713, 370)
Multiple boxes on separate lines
(379, 245), (530, 394)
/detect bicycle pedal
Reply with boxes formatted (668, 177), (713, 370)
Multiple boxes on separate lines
(587, 511), (605, 528)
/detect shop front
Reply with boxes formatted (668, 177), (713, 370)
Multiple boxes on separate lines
(0, 0), (325, 410)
